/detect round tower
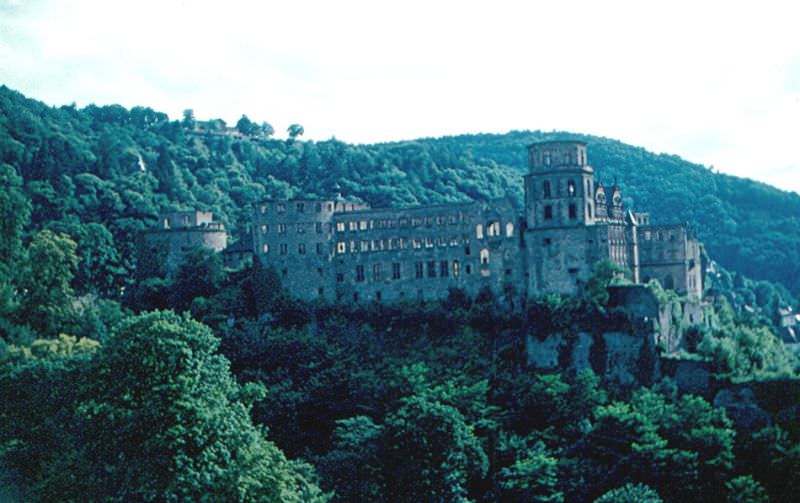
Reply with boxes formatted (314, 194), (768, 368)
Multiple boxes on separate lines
(524, 141), (595, 229)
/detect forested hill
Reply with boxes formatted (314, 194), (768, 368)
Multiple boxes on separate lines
(2, 84), (799, 295)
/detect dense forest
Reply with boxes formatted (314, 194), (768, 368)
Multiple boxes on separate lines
(1, 85), (800, 501)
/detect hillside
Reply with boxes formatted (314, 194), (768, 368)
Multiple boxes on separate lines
(1, 84), (799, 297)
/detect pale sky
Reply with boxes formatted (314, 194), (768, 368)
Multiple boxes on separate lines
(2, 0), (800, 193)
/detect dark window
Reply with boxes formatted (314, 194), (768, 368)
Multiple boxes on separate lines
(415, 262), (424, 279)
(544, 206), (553, 220)
(316, 243), (323, 255)
(375, 291), (382, 301)
(544, 238), (552, 245)
(353, 292), (359, 301)
(543, 180), (551, 198)
(356, 265), (365, 282)
(427, 261), (436, 278)
(373, 263), (382, 281)
(316, 202), (322, 212)
(316, 222), (323, 233)
(505, 268), (512, 276)
(465, 264), (472, 274)
(392, 262), (401, 280)
(317, 267), (323, 276)
(296, 203), (304, 213)
(568, 267), (579, 274)
(440, 260), (449, 277)
(298, 243), (306, 254)
(465, 245), (471, 255)
(336, 273), (344, 283)
(569, 204), (577, 219)
(318, 287), (324, 296)
(282, 268), (287, 277)
(280, 243), (288, 255)
(297, 224), (304, 234)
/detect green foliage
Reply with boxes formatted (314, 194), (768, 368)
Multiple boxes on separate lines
(0, 311), (328, 502)
(17, 229), (79, 337)
(497, 441), (563, 502)
(698, 323), (795, 379)
(585, 259), (630, 310)
(594, 483), (663, 502)
(725, 475), (770, 503)
(384, 392), (488, 503)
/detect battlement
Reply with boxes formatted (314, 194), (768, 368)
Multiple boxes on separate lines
(527, 140), (590, 172)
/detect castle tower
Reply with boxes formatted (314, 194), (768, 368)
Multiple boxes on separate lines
(524, 141), (596, 229)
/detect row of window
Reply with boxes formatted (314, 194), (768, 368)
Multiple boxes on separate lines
(538, 179), (593, 199)
(260, 222), (326, 234)
(335, 236), (477, 254)
(348, 259), (472, 283)
(535, 149), (585, 166)
(258, 201), (362, 214)
(334, 213), (472, 233)
(261, 242), (325, 255)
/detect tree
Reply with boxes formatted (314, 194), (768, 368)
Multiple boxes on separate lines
(585, 259), (629, 310)
(317, 416), (385, 502)
(236, 114), (256, 135)
(171, 246), (227, 311)
(384, 392), (488, 503)
(18, 230), (79, 337)
(76, 311), (328, 501)
(181, 108), (195, 129)
(594, 483), (662, 502)
(497, 441), (563, 502)
(0, 164), (30, 271)
(261, 121), (275, 137)
(287, 123), (304, 139)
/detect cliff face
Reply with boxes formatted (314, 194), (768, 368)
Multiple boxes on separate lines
(526, 285), (713, 389)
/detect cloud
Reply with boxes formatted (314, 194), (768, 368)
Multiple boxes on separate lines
(1, 0), (800, 193)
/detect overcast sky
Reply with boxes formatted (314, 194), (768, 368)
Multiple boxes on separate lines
(2, 0), (800, 193)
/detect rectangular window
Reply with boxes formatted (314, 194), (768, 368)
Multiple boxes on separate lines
(392, 262), (401, 280)
(359, 220), (368, 231)
(336, 273), (344, 283)
(480, 248), (489, 265)
(543, 180), (551, 198)
(296, 203), (304, 213)
(569, 204), (577, 219)
(278, 223), (286, 233)
(360, 240), (369, 252)
(316, 222), (323, 233)
(336, 222), (346, 232)
(262, 243), (269, 254)
(297, 223), (305, 233)
(373, 263), (382, 281)
(440, 260), (449, 277)
(280, 243), (288, 255)
(260, 204), (267, 214)
(415, 262), (424, 279)
(277, 203), (286, 213)
(316, 202), (322, 212)
(544, 206), (553, 220)
(316, 243), (323, 255)
(427, 261), (436, 278)
(349, 221), (358, 231)
(453, 260), (460, 277)
(356, 265), (365, 282)
(298, 243), (306, 254)
(260, 224), (269, 234)
(337, 241), (346, 253)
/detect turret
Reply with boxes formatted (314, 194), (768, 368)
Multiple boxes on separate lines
(524, 141), (595, 228)
(608, 185), (623, 220)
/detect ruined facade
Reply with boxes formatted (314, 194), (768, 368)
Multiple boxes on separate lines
(139, 210), (227, 276)
(251, 141), (702, 302)
(144, 141), (703, 303)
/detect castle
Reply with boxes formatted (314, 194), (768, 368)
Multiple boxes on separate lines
(143, 141), (703, 303)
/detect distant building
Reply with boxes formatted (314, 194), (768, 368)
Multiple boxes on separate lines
(139, 211), (227, 276)
(250, 141), (703, 302)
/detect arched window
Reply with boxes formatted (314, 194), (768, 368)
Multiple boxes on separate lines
(476, 224), (484, 239)
(487, 221), (500, 237)
(505, 222), (514, 237)
(480, 248), (490, 265)
(568, 180), (576, 197)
